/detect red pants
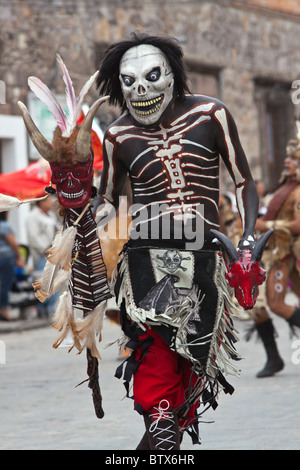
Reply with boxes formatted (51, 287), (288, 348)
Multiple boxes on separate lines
(133, 326), (199, 426)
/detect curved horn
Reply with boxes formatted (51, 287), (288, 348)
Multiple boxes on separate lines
(251, 229), (273, 262)
(75, 95), (110, 162)
(210, 229), (239, 263)
(18, 101), (56, 162)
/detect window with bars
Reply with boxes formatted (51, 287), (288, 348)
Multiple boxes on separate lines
(185, 60), (220, 98)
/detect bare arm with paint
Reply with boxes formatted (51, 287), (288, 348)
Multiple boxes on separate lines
(214, 104), (259, 249)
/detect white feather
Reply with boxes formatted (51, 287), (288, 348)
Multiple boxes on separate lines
(55, 54), (99, 135)
(52, 290), (73, 331)
(56, 53), (77, 132)
(28, 76), (68, 134)
(28, 56), (99, 138)
(33, 266), (70, 302)
(75, 71), (99, 121)
(0, 193), (50, 213)
(46, 225), (77, 271)
(75, 300), (108, 359)
(52, 290), (81, 351)
(0, 194), (21, 212)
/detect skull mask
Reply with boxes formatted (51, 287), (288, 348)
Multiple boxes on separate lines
(119, 44), (175, 126)
(50, 151), (94, 209)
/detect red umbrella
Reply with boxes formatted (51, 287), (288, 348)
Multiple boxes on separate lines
(0, 159), (51, 199)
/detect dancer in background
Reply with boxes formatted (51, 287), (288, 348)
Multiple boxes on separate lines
(26, 196), (60, 317)
(252, 136), (300, 377)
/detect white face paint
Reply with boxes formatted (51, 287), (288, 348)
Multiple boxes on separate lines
(119, 44), (175, 126)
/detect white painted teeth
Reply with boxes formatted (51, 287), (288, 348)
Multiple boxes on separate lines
(135, 103), (162, 115)
(61, 189), (84, 199)
(131, 95), (163, 115)
(132, 96), (162, 107)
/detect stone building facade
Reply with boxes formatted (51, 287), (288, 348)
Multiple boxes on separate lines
(1, 0), (300, 206)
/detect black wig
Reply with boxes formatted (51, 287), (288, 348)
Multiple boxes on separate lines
(96, 32), (191, 112)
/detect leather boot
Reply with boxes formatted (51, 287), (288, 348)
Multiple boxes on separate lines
(256, 319), (284, 378)
(143, 400), (180, 450)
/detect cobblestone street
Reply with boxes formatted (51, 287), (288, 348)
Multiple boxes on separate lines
(0, 312), (300, 451)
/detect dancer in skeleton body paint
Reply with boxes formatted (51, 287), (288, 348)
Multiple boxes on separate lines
(95, 33), (268, 450)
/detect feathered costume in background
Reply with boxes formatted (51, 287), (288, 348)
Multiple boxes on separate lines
(1, 55), (111, 418)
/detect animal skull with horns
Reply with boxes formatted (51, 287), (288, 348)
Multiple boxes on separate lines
(211, 229), (273, 310)
(18, 53), (109, 209)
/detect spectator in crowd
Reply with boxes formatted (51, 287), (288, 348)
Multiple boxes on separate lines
(0, 211), (25, 321)
(26, 196), (59, 317)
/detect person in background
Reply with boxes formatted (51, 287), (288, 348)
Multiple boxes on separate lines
(252, 139), (300, 377)
(0, 212), (25, 321)
(255, 179), (268, 218)
(26, 196), (59, 317)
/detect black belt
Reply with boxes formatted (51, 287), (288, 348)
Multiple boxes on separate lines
(124, 237), (221, 252)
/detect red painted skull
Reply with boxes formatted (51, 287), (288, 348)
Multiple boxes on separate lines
(18, 95), (109, 210)
(50, 151), (94, 209)
(225, 250), (266, 310)
(211, 229), (273, 310)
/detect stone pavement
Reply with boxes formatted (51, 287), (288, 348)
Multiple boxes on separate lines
(0, 307), (300, 451)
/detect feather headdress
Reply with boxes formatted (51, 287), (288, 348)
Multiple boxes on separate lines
(27, 54), (99, 138)
(18, 56), (108, 166)
(286, 119), (300, 159)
